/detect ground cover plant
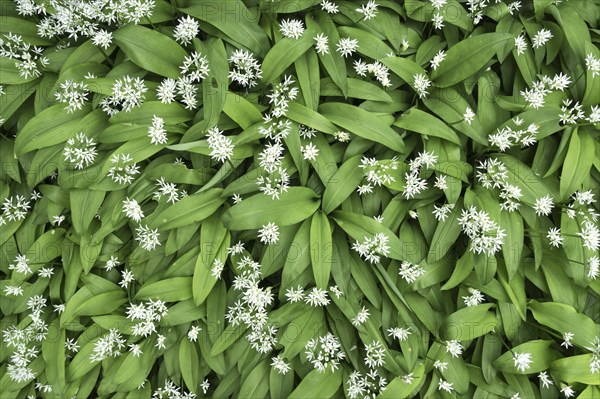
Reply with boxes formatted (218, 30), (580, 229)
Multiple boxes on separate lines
(1, 0), (600, 397)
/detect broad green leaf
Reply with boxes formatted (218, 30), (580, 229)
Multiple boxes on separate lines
(261, 30), (316, 82)
(319, 103), (404, 152)
(441, 304), (498, 340)
(148, 188), (225, 230)
(113, 24), (187, 78)
(288, 369), (341, 399)
(135, 277), (192, 302)
(528, 301), (600, 348)
(221, 187), (320, 230)
(560, 129), (594, 201)
(394, 107), (461, 145)
(322, 155), (364, 214)
(14, 104), (92, 155)
(430, 33), (513, 87)
(551, 354), (600, 385)
(494, 340), (559, 374)
(310, 211), (332, 289)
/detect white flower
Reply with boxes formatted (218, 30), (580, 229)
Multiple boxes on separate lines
(228, 241), (245, 255)
(257, 167), (290, 200)
(398, 261), (426, 283)
(301, 142), (319, 160)
(266, 77), (298, 118)
(352, 233), (390, 264)
(433, 360), (448, 371)
(578, 221), (600, 251)
(207, 126), (234, 163)
(559, 99), (585, 125)
(107, 153), (140, 184)
(228, 49), (262, 88)
(156, 78), (177, 103)
(351, 306), (370, 326)
(305, 333), (345, 372)
(515, 34), (528, 55)
(388, 327), (411, 341)
(314, 33), (329, 55)
(135, 225), (161, 251)
(90, 328), (126, 361)
(402, 373), (414, 384)
(65, 338), (79, 352)
(285, 286), (305, 303)
(573, 190), (596, 206)
(92, 29), (112, 49)
(532, 28), (553, 48)
(547, 227), (563, 247)
(305, 287), (330, 307)
(271, 355), (291, 374)
(561, 385), (575, 398)
(365, 340), (386, 368)
(128, 344), (143, 357)
(357, 184), (373, 195)
(433, 203), (454, 222)
(101, 76), (147, 115)
(201, 379), (210, 394)
(122, 198), (144, 222)
(258, 222), (279, 244)
(55, 80), (89, 113)
(4, 285), (23, 296)
(458, 206), (506, 255)
(336, 37), (358, 57)
(513, 352), (533, 372)
(9, 254), (31, 274)
(432, 12), (444, 29)
(334, 130), (350, 142)
(280, 19), (304, 39)
(560, 331), (575, 349)
(438, 379), (453, 393)
(38, 267), (54, 278)
(329, 285), (343, 298)
(413, 73), (431, 98)
(430, 50), (446, 70)
(63, 132), (97, 169)
(156, 334), (166, 349)
(154, 177), (180, 204)
(105, 256), (120, 271)
(173, 15), (199, 45)
(534, 195), (554, 216)
(356, 0), (378, 20)
(211, 259), (224, 279)
(188, 325), (201, 342)
(321, 0), (339, 13)
(463, 107), (475, 124)
(446, 340), (463, 357)
(180, 51), (210, 82)
(586, 53), (600, 78)
(462, 289), (485, 307)
(147, 115), (167, 145)
(51, 215), (65, 226)
(588, 256), (599, 280)
(538, 371), (553, 388)
(1, 195), (30, 222)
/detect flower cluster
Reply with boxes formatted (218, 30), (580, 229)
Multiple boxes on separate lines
(489, 117), (538, 151)
(126, 299), (169, 337)
(352, 233), (391, 264)
(304, 333), (346, 372)
(458, 205), (506, 255)
(63, 132), (97, 169)
(476, 158), (523, 211)
(0, 33), (49, 79)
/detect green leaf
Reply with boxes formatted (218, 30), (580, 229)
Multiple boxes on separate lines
(379, 363), (424, 399)
(322, 155), (364, 214)
(182, 1), (270, 57)
(310, 211), (332, 289)
(560, 129), (594, 201)
(551, 354), (600, 385)
(288, 369), (341, 399)
(148, 188), (225, 230)
(441, 304), (498, 340)
(179, 339), (200, 393)
(135, 277), (192, 302)
(494, 340), (559, 374)
(430, 33), (513, 87)
(113, 24), (187, 78)
(261, 30), (316, 82)
(528, 301), (600, 348)
(319, 103), (404, 152)
(221, 187), (320, 230)
(394, 107), (461, 145)
(70, 189), (105, 236)
(14, 104), (92, 156)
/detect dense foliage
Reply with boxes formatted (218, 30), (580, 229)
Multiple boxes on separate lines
(1, 0), (599, 398)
